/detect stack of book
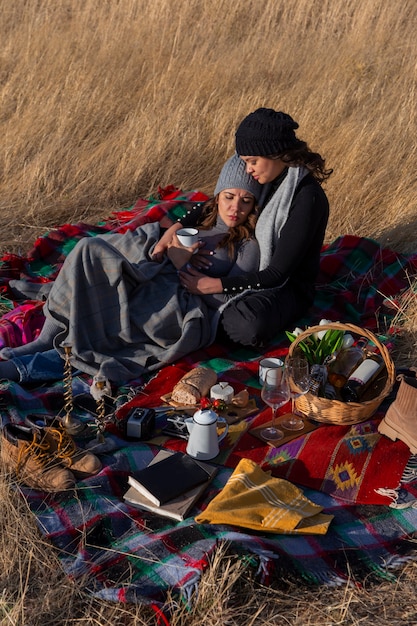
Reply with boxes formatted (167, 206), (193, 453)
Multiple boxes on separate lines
(123, 450), (217, 521)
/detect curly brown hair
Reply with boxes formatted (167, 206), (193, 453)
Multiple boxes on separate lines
(270, 143), (333, 183)
(197, 196), (258, 258)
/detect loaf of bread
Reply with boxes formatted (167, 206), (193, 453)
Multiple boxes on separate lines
(171, 367), (217, 405)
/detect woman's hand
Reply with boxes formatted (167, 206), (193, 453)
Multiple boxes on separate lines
(151, 241), (167, 263)
(166, 233), (199, 269)
(151, 222), (183, 263)
(187, 244), (214, 271)
(178, 265), (223, 294)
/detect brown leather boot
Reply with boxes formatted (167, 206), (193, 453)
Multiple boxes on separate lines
(25, 415), (102, 479)
(378, 375), (417, 453)
(1, 423), (76, 492)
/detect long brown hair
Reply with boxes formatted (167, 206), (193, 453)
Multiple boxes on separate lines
(271, 143), (333, 183)
(197, 196), (258, 258)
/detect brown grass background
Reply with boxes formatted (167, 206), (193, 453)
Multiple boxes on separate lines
(1, 0), (417, 623)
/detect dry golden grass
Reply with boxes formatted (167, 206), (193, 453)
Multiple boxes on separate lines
(1, 0), (416, 253)
(1, 0), (417, 623)
(2, 464), (417, 626)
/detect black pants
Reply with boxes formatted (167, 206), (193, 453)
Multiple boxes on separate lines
(218, 284), (312, 347)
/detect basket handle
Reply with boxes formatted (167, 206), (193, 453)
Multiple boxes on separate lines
(287, 321), (393, 375)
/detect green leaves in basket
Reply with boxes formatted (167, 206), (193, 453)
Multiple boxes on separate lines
(318, 329), (345, 362)
(285, 328), (345, 365)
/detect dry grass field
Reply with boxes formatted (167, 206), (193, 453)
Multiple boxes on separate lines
(1, 0), (417, 624)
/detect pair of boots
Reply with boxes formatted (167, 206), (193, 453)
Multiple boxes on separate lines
(378, 374), (417, 454)
(1, 415), (102, 492)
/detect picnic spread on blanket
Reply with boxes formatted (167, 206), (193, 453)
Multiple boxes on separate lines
(1, 187), (417, 607)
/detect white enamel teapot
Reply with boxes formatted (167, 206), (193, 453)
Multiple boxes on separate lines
(185, 408), (229, 460)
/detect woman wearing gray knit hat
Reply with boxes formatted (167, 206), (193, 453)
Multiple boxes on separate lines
(0, 153), (261, 384)
(152, 152), (261, 261)
(179, 107), (332, 347)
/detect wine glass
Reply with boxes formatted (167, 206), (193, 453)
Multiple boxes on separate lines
(281, 356), (310, 431)
(260, 367), (290, 441)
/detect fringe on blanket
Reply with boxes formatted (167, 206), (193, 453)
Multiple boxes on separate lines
(375, 454), (417, 508)
(401, 454), (417, 483)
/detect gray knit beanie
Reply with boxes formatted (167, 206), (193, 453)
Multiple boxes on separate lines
(235, 108), (303, 156)
(214, 153), (262, 201)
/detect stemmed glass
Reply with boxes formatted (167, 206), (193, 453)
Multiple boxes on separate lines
(260, 367), (290, 441)
(281, 356), (310, 431)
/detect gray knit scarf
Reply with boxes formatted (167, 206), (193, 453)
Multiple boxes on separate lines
(213, 165), (310, 341)
(255, 165), (309, 270)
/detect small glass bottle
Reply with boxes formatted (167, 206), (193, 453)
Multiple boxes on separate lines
(340, 353), (385, 402)
(327, 337), (369, 389)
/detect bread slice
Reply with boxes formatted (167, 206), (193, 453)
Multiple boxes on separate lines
(171, 367), (217, 405)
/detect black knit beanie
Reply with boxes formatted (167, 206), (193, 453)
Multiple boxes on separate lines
(235, 108), (303, 156)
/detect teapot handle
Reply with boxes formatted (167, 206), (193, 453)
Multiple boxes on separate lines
(217, 416), (229, 443)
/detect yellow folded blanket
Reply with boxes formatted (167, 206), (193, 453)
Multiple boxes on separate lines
(195, 458), (333, 535)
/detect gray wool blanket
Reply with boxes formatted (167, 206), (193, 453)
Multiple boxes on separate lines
(45, 223), (214, 382)
(45, 221), (258, 382)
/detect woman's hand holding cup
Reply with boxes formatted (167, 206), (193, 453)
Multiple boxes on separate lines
(167, 231), (200, 269)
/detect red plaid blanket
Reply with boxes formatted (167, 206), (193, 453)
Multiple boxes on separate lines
(0, 190), (417, 606)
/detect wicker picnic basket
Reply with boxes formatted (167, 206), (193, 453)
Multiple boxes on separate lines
(286, 321), (395, 425)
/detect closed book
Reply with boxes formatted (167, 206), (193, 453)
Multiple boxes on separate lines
(124, 450), (217, 521)
(127, 451), (212, 506)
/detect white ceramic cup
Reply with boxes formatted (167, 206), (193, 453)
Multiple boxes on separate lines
(177, 228), (199, 247)
(259, 357), (285, 385)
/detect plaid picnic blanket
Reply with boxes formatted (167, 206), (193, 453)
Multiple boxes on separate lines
(19, 438), (417, 605)
(1, 189), (417, 607)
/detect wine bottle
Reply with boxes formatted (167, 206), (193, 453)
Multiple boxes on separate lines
(327, 337), (369, 389)
(340, 354), (385, 402)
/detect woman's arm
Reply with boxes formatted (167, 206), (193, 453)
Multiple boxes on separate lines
(179, 238), (260, 295)
(151, 222), (183, 262)
(166, 232), (200, 269)
(178, 268), (222, 294)
(221, 179), (329, 292)
(151, 202), (207, 262)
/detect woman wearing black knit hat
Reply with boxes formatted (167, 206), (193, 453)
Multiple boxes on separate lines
(179, 107), (332, 346)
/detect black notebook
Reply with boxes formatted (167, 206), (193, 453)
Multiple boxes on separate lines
(124, 450), (217, 521)
(127, 451), (212, 506)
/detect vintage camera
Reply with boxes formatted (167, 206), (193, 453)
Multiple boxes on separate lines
(125, 407), (156, 440)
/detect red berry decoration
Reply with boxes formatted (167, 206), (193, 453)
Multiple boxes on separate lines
(212, 399), (227, 411)
(200, 397), (212, 409)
